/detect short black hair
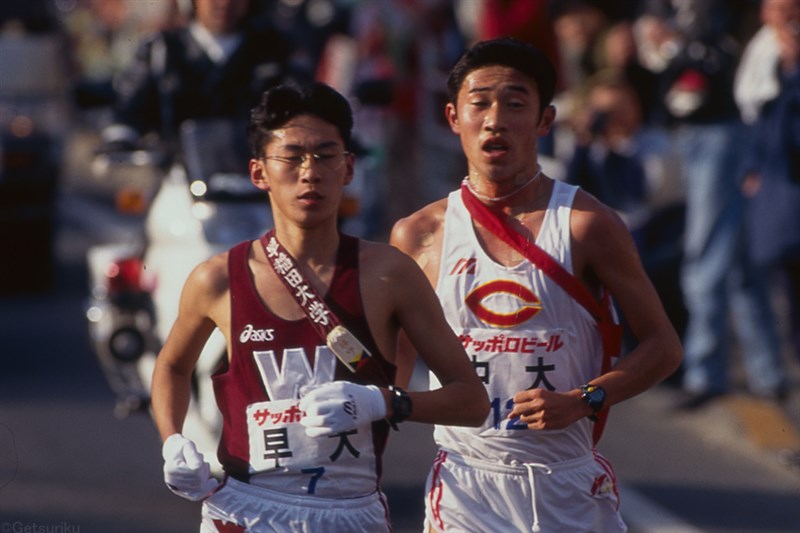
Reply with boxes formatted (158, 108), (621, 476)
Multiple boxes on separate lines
(247, 82), (353, 158)
(446, 37), (557, 112)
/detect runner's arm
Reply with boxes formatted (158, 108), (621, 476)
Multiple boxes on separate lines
(151, 259), (225, 441)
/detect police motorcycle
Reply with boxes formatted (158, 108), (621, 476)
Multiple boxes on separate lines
(86, 118), (272, 468)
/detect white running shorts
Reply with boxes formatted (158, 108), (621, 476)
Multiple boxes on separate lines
(424, 449), (626, 532)
(200, 477), (391, 532)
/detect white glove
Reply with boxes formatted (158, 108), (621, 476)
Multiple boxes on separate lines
(162, 433), (221, 501)
(299, 381), (386, 437)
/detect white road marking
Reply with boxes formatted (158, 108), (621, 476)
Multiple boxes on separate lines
(621, 484), (704, 533)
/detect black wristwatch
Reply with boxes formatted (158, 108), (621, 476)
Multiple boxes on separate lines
(388, 385), (412, 430)
(579, 384), (606, 422)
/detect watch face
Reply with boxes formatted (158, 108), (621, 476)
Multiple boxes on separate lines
(583, 385), (605, 411)
(590, 388), (605, 403)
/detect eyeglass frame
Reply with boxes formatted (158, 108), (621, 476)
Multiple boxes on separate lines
(262, 151), (352, 172)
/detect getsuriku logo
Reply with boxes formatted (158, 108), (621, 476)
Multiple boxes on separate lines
(465, 279), (542, 327)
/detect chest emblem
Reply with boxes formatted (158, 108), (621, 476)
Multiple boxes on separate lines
(465, 280), (542, 327)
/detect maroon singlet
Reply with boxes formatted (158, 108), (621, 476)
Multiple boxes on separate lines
(212, 234), (396, 487)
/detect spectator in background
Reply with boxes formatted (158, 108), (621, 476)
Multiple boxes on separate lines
(548, 0), (609, 161)
(477, 0), (560, 73)
(407, 0), (469, 209)
(736, 0), (800, 367)
(261, 0), (350, 77)
(66, 0), (167, 83)
(566, 73), (687, 348)
(316, 0), (470, 236)
(551, 1), (608, 105)
(100, 0), (306, 152)
(734, 0), (793, 124)
(591, 20), (661, 125)
(315, 0), (407, 238)
(65, 0), (183, 111)
(637, 1), (788, 407)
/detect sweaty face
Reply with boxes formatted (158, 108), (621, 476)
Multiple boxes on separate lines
(447, 66), (554, 185)
(252, 114), (353, 229)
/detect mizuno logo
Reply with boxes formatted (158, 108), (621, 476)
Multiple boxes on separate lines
(449, 258), (477, 276)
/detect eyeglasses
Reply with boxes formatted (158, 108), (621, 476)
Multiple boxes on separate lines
(264, 151), (350, 172)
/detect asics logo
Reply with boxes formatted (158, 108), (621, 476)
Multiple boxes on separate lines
(239, 324), (276, 343)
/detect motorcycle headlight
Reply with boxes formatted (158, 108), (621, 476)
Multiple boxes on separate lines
(109, 326), (146, 362)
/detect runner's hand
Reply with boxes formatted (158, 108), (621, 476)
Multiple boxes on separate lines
(162, 433), (220, 501)
(299, 381), (386, 437)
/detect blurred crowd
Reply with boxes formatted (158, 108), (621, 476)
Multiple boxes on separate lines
(3, 0), (798, 405)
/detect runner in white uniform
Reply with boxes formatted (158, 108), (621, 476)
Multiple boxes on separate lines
(390, 37), (683, 533)
(427, 181), (623, 532)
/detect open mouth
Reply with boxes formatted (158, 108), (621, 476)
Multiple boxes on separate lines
(482, 137), (510, 156)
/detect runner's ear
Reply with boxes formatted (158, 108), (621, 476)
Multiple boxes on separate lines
(250, 159), (270, 191)
(537, 105), (556, 136)
(446, 102), (460, 134)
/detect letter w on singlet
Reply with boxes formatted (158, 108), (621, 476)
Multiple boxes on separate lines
(253, 347), (337, 400)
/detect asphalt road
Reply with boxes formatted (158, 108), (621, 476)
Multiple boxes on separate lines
(2, 165), (800, 532)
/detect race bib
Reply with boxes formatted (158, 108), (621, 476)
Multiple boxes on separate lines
(246, 399), (310, 472)
(455, 327), (575, 436)
(245, 398), (378, 496)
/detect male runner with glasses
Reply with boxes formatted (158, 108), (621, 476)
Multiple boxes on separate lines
(151, 82), (488, 531)
(390, 38), (683, 532)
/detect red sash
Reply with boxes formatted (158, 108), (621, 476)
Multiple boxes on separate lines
(260, 230), (374, 375)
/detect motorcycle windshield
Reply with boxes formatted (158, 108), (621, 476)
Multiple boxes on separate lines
(180, 119), (264, 203)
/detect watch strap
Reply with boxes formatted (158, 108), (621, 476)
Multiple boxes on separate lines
(387, 385), (412, 430)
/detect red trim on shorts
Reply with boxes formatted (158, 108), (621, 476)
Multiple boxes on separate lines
(592, 450), (621, 510)
(428, 449), (448, 531)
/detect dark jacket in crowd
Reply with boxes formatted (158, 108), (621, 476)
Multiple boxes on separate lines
(742, 66), (800, 266)
(111, 24), (302, 143)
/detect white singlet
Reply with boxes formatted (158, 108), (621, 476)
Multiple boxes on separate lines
(425, 180), (626, 532)
(432, 179), (603, 464)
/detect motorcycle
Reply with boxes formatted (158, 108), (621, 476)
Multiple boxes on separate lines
(86, 118), (272, 469)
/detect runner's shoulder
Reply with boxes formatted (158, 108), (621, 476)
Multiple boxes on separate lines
(390, 197), (448, 255)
